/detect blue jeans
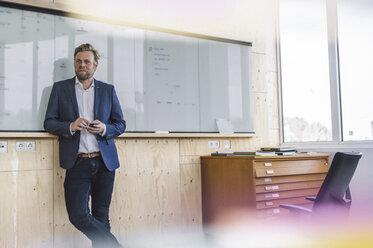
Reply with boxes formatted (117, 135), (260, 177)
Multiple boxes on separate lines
(64, 156), (121, 248)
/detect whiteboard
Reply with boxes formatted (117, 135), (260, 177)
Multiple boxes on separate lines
(0, 5), (253, 133)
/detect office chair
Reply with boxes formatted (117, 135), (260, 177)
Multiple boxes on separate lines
(280, 152), (362, 217)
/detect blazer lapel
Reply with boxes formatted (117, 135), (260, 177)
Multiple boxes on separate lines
(67, 77), (79, 118)
(94, 79), (100, 119)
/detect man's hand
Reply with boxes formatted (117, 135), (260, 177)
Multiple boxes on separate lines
(86, 120), (105, 134)
(71, 118), (90, 132)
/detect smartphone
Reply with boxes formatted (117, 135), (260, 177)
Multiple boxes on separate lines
(89, 122), (98, 127)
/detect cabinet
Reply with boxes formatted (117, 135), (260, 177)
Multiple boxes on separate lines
(200, 154), (330, 225)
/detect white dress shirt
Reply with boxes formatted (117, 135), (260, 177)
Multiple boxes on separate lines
(71, 77), (106, 154)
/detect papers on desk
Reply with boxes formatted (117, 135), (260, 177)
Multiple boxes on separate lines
(255, 151), (278, 156)
(232, 150), (257, 155)
(211, 151), (233, 156)
(274, 151), (297, 156)
(211, 150), (255, 156)
(260, 146), (297, 156)
(211, 150), (277, 156)
(211, 147), (298, 156)
(260, 146), (297, 152)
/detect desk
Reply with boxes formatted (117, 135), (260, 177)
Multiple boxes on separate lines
(200, 154), (330, 224)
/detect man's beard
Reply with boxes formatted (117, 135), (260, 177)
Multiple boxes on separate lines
(75, 70), (93, 81)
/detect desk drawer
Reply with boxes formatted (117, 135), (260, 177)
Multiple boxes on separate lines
(256, 196), (315, 210)
(254, 159), (328, 169)
(256, 188), (319, 202)
(256, 180), (323, 193)
(255, 174), (326, 185)
(255, 165), (328, 177)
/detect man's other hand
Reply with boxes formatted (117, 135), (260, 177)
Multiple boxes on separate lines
(71, 118), (90, 131)
(86, 120), (105, 134)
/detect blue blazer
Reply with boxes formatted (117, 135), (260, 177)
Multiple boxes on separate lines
(44, 77), (126, 171)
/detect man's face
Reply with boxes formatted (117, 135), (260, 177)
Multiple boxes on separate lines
(74, 51), (98, 81)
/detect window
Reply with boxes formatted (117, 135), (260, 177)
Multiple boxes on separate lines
(279, 0), (332, 142)
(338, 0), (373, 141)
(280, 0), (373, 143)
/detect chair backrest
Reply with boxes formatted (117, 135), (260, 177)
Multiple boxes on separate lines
(313, 152), (362, 214)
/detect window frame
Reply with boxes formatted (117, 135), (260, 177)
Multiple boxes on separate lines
(278, 0), (373, 148)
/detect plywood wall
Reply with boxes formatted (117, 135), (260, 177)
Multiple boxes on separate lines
(0, 136), (256, 247)
(0, 139), (54, 248)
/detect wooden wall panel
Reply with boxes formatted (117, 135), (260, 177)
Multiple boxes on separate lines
(0, 139), (53, 172)
(230, 138), (257, 151)
(180, 138), (255, 157)
(253, 92), (270, 147)
(111, 138), (181, 243)
(266, 71), (279, 129)
(180, 163), (202, 231)
(252, 52), (267, 93)
(0, 170), (53, 248)
(115, 139), (179, 175)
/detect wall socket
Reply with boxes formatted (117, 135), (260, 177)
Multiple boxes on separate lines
(16, 141), (36, 152)
(208, 140), (220, 149)
(224, 140), (231, 149)
(0, 141), (7, 152)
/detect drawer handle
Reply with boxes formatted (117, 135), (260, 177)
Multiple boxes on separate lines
(265, 193), (280, 198)
(265, 201), (273, 206)
(264, 163), (272, 167)
(265, 185), (279, 190)
(266, 208), (280, 214)
(264, 178), (272, 182)
(266, 170), (274, 175)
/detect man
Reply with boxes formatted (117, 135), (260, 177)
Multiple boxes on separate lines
(44, 43), (125, 248)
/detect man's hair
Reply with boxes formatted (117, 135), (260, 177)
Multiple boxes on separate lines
(74, 43), (100, 62)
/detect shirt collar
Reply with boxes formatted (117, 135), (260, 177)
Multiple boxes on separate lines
(75, 77), (95, 90)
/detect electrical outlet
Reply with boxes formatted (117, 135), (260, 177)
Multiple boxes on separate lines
(208, 140), (220, 149)
(0, 141), (7, 152)
(16, 141), (35, 152)
(224, 140), (231, 149)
